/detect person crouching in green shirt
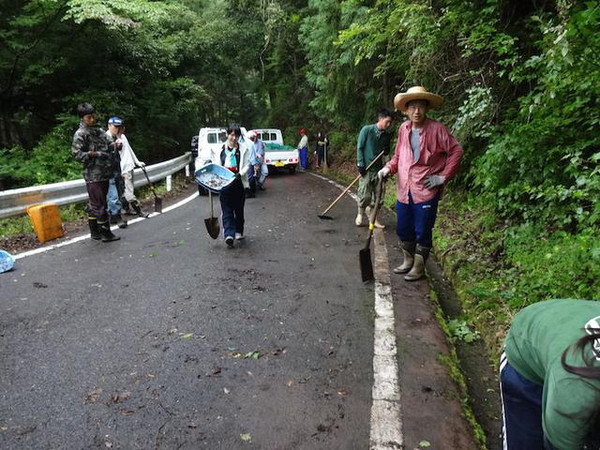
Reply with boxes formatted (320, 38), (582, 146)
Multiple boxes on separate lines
(356, 108), (394, 228)
(501, 299), (600, 449)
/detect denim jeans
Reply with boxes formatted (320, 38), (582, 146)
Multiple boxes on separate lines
(107, 175), (122, 216)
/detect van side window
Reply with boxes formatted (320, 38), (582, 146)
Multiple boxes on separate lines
(262, 133), (269, 141)
(218, 132), (226, 142)
(270, 133), (277, 141)
(207, 133), (217, 144)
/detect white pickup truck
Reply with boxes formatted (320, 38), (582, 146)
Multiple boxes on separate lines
(250, 128), (284, 145)
(249, 129), (298, 174)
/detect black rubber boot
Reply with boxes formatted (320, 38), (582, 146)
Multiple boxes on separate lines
(109, 213), (128, 229)
(131, 200), (149, 218)
(98, 221), (121, 242)
(88, 218), (101, 241)
(121, 198), (131, 215)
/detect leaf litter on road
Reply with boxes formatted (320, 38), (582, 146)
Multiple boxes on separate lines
(244, 351), (260, 360)
(111, 391), (131, 403)
(86, 388), (102, 404)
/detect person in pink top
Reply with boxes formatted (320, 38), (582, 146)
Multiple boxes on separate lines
(378, 86), (463, 281)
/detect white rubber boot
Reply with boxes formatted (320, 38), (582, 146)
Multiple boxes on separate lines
(365, 205), (385, 229)
(393, 249), (414, 274)
(404, 254), (425, 281)
(404, 245), (430, 281)
(355, 207), (365, 226)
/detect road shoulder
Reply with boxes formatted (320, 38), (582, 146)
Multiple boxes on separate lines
(376, 207), (481, 450)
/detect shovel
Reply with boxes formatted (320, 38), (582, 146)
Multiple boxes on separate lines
(318, 150), (384, 220)
(204, 191), (220, 239)
(140, 165), (163, 213)
(359, 177), (385, 282)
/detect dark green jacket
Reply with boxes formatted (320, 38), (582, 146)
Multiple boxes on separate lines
(356, 124), (392, 171)
(72, 122), (115, 182)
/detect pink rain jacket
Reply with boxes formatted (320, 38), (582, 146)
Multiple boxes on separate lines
(386, 119), (463, 204)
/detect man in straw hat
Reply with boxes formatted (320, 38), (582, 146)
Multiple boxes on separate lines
(378, 86), (463, 281)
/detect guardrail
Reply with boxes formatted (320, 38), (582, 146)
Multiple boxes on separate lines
(0, 153), (193, 220)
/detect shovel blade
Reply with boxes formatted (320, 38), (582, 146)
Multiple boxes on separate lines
(359, 247), (374, 282)
(205, 217), (220, 239)
(154, 196), (163, 213)
(317, 214), (333, 220)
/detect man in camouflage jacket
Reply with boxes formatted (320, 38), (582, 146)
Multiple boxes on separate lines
(71, 103), (120, 242)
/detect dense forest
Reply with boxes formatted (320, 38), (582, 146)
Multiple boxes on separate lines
(1, 1), (598, 350)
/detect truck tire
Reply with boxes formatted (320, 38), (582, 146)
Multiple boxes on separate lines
(288, 166), (296, 174)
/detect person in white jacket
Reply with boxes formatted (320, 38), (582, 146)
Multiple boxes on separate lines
(116, 124), (148, 217)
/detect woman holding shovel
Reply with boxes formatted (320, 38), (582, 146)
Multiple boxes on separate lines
(219, 124), (250, 248)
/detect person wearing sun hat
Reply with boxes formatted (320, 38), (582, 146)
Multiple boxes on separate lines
(378, 86), (463, 281)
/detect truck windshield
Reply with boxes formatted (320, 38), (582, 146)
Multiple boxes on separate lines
(207, 132), (227, 144)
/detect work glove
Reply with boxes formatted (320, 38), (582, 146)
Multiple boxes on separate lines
(358, 166), (366, 176)
(424, 175), (445, 189)
(377, 167), (391, 180)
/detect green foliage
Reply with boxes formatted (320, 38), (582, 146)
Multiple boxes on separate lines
(447, 319), (480, 344)
(503, 225), (600, 306)
(435, 192), (600, 356)
(0, 215), (34, 238)
(0, 114), (81, 188)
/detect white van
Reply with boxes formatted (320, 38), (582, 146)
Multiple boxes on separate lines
(194, 127), (227, 169)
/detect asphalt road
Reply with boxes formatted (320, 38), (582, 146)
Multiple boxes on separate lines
(1, 171), (377, 449)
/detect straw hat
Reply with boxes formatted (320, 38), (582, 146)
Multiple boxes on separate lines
(394, 86), (444, 112)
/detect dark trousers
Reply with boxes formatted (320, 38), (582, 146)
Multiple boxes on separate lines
(247, 166), (257, 194)
(499, 353), (551, 449)
(316, 147), (324, 166)
(395, 192), (439, 248)
(219, 178), (245, 238)
(86, 180), (110, 221)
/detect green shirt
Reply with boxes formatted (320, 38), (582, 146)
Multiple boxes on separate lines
(356, 124), (392, 171)
(505, 299), (600, 450)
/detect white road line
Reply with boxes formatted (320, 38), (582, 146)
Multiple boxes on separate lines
(371, 229), (403, 449)
(14, 191), (199, 260)
(311, 173), (403, 449)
